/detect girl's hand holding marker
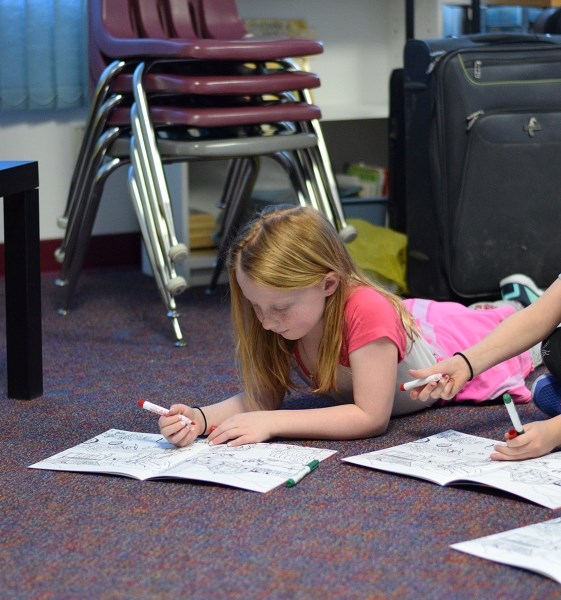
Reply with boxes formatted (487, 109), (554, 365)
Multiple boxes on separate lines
(502, 393), (525, 438)
(400, 374), (443, 392)
(138, 400), (195, 430)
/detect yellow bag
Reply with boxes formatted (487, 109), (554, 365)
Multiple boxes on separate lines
(346, 218), (408, 294)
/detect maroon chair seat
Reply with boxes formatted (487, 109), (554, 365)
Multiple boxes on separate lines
(107, 100), (321, 128)
(101, 67), (321, 97)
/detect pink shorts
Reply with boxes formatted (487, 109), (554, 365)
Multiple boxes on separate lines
(404, 298), (533, 404)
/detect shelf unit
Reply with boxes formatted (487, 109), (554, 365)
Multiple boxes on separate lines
(158, 1), (406, 286)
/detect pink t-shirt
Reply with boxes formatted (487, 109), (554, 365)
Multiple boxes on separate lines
(294, 285), (407, 378)
(340, 286), (407, 366)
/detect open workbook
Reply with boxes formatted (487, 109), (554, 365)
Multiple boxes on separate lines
(343, 430), (561, 509)
(452, 517), (561, 584)
(29, 429), (337, 493)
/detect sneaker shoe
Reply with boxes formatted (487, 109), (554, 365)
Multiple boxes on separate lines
(500, 273), (543, 307)
(531, 373), (561, 417)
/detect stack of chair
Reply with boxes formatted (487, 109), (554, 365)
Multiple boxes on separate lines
(55, 0), (355, 345)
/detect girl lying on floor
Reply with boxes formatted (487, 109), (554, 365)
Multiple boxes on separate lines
(159, 206), (534, 449)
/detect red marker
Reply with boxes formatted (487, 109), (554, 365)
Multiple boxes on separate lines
(137, 400), (193, 428)
(503, 393), (524, 437)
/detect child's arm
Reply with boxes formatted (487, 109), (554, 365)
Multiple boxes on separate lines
(206, 338), (397, 447)
(408, 277), (561, 402)
(491, 415), (561, 461)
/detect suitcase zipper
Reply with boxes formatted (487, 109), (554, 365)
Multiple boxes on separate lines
(462, 54), (561, 68)
(465, 107), (561, 131)
(473, 60), (482, 79)
(459, 53), (561, 84)
(466, 110), (484, 131)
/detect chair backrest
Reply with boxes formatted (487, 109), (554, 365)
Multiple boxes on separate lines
(134, 0), (171, 38)
(88, 0), (138, 92)
(196, 0), (248, 40)
(90, 0), (200, 61)
(91, 0), (322, 66)
(91, 0), (174, 43)
(193, 0), (324, 58)
(165, 0), (201, 39)
(90, 0), (139, 40)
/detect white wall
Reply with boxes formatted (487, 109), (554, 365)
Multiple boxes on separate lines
(0, 108), (137, 243)
(238, 0), (400, 119)
(0, 0), (444, 244)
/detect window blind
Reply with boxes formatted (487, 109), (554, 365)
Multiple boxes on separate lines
(0, 0), (88, 111)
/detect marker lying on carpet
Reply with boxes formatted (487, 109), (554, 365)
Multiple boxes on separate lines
(285, 459), (320, 488)
(137, 400), (193, 428)
(400, 374), (442, 392)
(503, 393), (525, 437)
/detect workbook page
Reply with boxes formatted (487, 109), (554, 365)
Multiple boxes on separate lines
(29, 429), (209, 480)
(452, 517), (561, 584)
(30, 429), (337, 493)
(161, 441), (337, 493)
(343, 430), (561, 509)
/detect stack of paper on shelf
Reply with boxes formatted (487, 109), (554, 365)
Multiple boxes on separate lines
(189, 209), (217, 250)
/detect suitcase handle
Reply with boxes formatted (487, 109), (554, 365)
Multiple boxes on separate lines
(466, 33), (558, 45)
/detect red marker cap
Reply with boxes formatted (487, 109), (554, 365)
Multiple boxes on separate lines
(506, 428), (519, 440)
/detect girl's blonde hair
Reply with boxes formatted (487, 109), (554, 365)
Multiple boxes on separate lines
(226, 206), (418, 410)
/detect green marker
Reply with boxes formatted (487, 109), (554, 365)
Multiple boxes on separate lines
(285, 459), (320, 487)
(503, 393), (525, 436)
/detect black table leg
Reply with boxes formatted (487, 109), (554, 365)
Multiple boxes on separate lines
(2, 162), (43, 399)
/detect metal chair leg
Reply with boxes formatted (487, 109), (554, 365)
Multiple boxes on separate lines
(58, 60), (126, 229)
(128, 163), (185, 347)
(129, 134), (188, 298)
(132, 63), (188, 264)
(206, 156), (259, 294)
(56, 155), (125, 313)
(56, 125), (122, 277)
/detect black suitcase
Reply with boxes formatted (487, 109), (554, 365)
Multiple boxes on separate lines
(403, 33), (561, 300)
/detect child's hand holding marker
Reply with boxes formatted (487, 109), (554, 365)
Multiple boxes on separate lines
(138, 400), (193, 427)
(490, 393), (561, 462)
(400, 374), (443, 392)
(146, 400), (224, 448)
(502, 393), (525, 438)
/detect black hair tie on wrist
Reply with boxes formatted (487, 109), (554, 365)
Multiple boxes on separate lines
(192, 406), (208, 435)
(453, 352), (474, 381)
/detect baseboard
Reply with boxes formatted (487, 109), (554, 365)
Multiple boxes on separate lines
(0, 232), (142, 276)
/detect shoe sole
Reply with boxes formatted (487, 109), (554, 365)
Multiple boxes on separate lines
(531, 373), (561, 417)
